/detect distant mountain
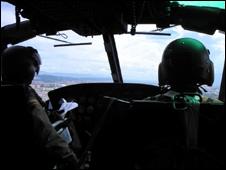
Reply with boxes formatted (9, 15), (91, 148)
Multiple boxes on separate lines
(36, 72), (157, 84)
(34, 74), (75, 82)
(39, 71), (95, 78)
(36, 71), (221, 89)
(35, 72), (112, 83)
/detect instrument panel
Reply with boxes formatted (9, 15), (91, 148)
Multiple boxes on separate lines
(48, 83), (160, 153)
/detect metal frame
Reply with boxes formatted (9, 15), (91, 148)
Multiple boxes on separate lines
(219, 62), (225, 102)
(103, 34), (123, 83)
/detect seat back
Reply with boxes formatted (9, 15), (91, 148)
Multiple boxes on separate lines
(129, 100), (225, 168)
(1, 85), (33, 167)
(199, 103), (225, 164)
(1, 85), (49, 169)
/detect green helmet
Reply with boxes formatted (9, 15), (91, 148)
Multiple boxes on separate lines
(1, 45), (41, 85)
(158, 38), (214, 88)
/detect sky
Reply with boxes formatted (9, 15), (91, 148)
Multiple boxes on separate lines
(1, 2), (225, 87)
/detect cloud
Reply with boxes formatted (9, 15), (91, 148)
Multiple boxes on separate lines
(114, 34), (163, 82)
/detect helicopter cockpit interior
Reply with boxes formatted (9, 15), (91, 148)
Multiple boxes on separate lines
(1, 0), (225, 169)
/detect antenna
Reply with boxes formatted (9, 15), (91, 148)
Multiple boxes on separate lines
(38, 35), (73, 43)
(38, 35), (92, 47)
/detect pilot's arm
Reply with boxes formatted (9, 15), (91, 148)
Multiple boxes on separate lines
(26, 87), (79, 169)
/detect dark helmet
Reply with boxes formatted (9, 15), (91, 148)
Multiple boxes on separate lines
(1, 45), (41, 85)
(158, 38), (214, 88)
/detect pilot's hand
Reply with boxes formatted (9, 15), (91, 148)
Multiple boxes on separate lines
(48, 110), (63, 123)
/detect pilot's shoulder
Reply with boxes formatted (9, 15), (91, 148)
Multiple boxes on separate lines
(26, 86), (42, 107)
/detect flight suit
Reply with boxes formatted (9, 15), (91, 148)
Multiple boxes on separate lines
(25, 86), (78, 169)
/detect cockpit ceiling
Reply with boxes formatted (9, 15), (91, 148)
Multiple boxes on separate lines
(2, 0), (171, 36)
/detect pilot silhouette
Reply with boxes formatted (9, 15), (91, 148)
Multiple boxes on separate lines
(140, 38), (223, 168)
(1, 46), (79, 169)
(147, 37), (223, 104)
